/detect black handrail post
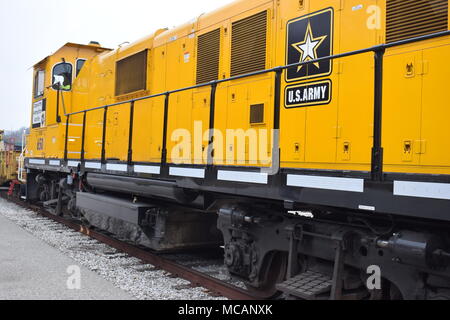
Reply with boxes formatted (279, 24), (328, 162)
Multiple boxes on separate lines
(64, 115), (70, 162)
(127, 101), (135, 165)
(273, 68), (282, 131)
(207, 81), (218, 166)
(270, 68), (283, 175)
(371, 48), (385, 181)
(56, 88), (61, 123)
(101, 106), (108, 164)
(80, 111), (87, 163)
(161, 93), (170, 166)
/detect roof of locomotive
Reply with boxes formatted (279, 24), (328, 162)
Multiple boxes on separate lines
(33, 0), (269, 67)
(153, 0), (270, 46)
(33, 42), (112, 67)
(97, 0), (270, 57)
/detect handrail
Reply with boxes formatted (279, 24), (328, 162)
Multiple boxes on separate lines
(64, 30), (450, 117)
(62, 29), (450, 179)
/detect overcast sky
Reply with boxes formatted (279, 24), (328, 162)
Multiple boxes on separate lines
(0, 0), (233, 131)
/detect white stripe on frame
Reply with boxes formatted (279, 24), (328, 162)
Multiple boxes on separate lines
(106, 164), (128, 172)
(169, 167), (205, 179)
(134, 165), (161, 175)
(49, 160), (61, 166)
(85, 162), (102, 170)
(218, 170), (268, 185)
(29, 159), (45, 165)
(394, 181), (450, 201)
(68, 161), (80, 167)
(287, 175), (364, 193)
(359, 205), (376, 212)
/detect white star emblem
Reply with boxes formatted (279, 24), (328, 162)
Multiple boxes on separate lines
(292, 22), (327, 72)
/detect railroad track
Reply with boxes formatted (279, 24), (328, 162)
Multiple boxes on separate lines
(0, 192), (256, 300)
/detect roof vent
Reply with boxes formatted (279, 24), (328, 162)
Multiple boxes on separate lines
(89, 41), (101, 47)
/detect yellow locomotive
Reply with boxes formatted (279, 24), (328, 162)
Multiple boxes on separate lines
(0, 130), (20, 186)
(24, 0), (450, 299)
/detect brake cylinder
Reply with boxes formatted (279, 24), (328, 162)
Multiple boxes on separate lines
(377, 231), (444, 268)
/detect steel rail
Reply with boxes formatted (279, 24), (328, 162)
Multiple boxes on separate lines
(0, 193), (256, 300)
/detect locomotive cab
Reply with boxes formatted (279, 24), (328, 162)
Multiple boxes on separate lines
(27, 42), (110, 160)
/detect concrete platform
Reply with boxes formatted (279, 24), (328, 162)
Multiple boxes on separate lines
(0, 214), (133, 300)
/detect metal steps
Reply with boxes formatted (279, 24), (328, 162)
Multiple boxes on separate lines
(276, 270), (332, 300)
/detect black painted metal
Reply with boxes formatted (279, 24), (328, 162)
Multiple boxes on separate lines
(101, 107), (108, 164)
(207, 82), (218, 166)
(63, 115), (69, 161)
(127, 101), (135, 165)
(80, 112), (87, 162)
(24, 155), (450, 221)
(330, 239), (345, 300)
(273, 68), (282, 131)
(56, 88), (61, 123)
(371, 48), (385, 181)
(161, 93), (170, 168)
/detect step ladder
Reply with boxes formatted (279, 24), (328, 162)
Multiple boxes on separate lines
(276, 270), (332, 300)
(278, 224), (348, 300)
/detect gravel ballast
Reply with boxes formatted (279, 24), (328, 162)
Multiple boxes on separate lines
(0, 197), (226, 300)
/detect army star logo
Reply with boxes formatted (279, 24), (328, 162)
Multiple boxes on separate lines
(292, 22), (327, 72)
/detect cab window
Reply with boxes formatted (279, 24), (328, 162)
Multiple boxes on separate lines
(76, 59), (86, 76)
(52, 62), (72, 91)
(34, 70), (45, 98)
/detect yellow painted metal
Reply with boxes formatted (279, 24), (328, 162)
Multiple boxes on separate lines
(26, 0), (450, 176)
(0, 132), (19, 184)
(26, 43), (111, 160)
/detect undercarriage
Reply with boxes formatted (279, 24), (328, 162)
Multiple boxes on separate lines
(23, 168), (450, 300)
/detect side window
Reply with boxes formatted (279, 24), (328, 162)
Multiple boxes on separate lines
(76, 59), (86, 77)
(34, 70), (45, 98)
(52, 62), (73, 91)
(115, 50), (148, 96)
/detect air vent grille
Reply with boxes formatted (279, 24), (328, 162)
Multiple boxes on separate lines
(196, 29), (221, 85)
(231, 11), (267, 77)
(250, 104), (265, 124)
(115, 50), (147, 96)
(386, 0), (448, 43)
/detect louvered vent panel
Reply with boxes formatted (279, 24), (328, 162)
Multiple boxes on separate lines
(386, 0), (448, 43)
(115, 50), (147, 96)
(231, 11), (267, 77)
(196, 29), (221, 85)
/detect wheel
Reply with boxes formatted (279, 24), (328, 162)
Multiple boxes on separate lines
(38, 183), (51, 202)
(245, 251), (288, 299)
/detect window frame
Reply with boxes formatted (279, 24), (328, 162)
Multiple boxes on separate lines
(76, 58), (87, 77)
(51, 62), (73, 92)
(34, 69), (45, 99)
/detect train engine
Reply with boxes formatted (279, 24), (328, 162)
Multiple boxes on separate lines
(23, 0), (450, 299)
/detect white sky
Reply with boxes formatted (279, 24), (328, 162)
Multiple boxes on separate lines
(0, 0), (234, 130)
